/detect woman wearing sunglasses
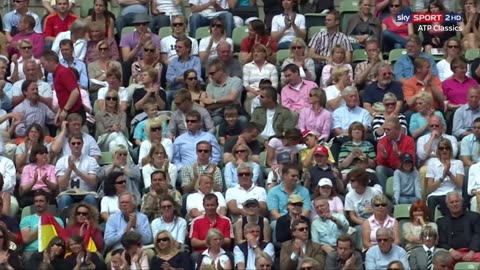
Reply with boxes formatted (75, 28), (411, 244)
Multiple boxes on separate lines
(65, 203), (103, 252)
(372, 93), (408, 141)
(199, 18), (233, 64)
(280, 38), (315, 84)
(138, 118), (173, 167)
(87, 39), (122, 92)
(361, 194), (400, 250)
(9, 39), (39, 83)
(26, 236), (66, 269)
(95, 89), (130, 152)
(131, 40), (162, 85)
(182, 69), (206, 105)
(100, 171), (139, 223)
(437, 37), (465, 82)
(223, 143), (261, 188)
(409, 92), (446, 139)
(381, 0), (413, 51)
(142, 144), (177, 191)
(151, 230), (191, 270)
(151, 195), (186, 246)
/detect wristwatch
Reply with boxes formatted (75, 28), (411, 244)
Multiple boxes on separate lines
(251, 245), (258, 249)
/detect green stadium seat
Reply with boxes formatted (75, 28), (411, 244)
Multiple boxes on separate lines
(339, 0), (360, 13)
(465, 49), (480, 62)
(80, 0), (91, 18)
(259, 151), (267, 167)
(308, 26), (326, 41)
(233, 26), (249, 50)
(352, 49), (367, 63)
(388, 49), (407, 64)
(159, 27), (171, 38)
(386, 177), (393, 198)
(99, 152), (113, 165)
(276, 49), (290, 66)
(393, 204), (411, 219)
(121, 26), (135, 35)
(195, 26), (210, 40)
(454, 262), (480, 270)
(305, 13), (326, 29)
(434, 205), (443, 221)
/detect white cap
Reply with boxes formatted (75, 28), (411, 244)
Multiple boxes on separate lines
(317, 178), (333, 187)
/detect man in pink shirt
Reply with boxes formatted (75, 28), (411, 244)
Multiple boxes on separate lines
(281, 64), (318, 113)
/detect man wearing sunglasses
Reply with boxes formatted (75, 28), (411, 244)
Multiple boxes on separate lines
(365, 228), (409, 270)
(119, 13), (161, 63)
(160, 16), (199, 65)
(189, 0), (234, 38)
(280, 219), (325, 270)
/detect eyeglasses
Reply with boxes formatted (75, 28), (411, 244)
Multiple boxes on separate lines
(115, 180), (126, 185)
(375, 203), (387, 207)
(377, 238), (389, 242)
(290, 202), (303, 207)
(135, 22), (148, 26)
(208, 70), (218, 76)
(211, 24), (223, 28)
(296, 227), (308, 232)
(106, 96), (118, 101)
(157, 237), (170, 243)
(197, 149), (210, 153)
(448, 45), (459, 48)
(172, 23), (184, 27)
(187, 76), (198, 81)
(429, 124), (440, 128)
(291, 46), (303, 50)
(384, 102), (396, 106)
(150, 127), (162, 132)
(186, 119), (198, 123)
(258, 264), (272, 268)
(76, 211), (88, 216)
(70, 142), (82, 146)
(99, 47), (109, 51)
(383, 72), (393, 76)
(144, 48), (155, 53)
(161, 204), (173, 209)
(439, 147), (451, 151)
(389, 4), (400, 7)
(117, 152), (128, 157)
(21, 46), (32, 50)
(235, 149), (247, 154)
(238, 172), (251, 177)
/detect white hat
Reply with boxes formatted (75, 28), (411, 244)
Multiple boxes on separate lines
(317, 178), (333, 187)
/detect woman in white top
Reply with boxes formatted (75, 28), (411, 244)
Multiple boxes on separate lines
(199, 17), (233, 64)
(138, 117), (173, 166)
(324, 66), (352, 111)
(151, 195), (187, 246)
(196, 229), (232, 270)
(270, 0), (306, 49)
(9, 39), (39, 83)
(426, 138), (464, 221)
(100, 171), (128, 222)
(280, 38), (315, 84)
(142, 143), (178, 189)
(437, 37), (469, 81)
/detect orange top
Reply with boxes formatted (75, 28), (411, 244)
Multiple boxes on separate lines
(402, 76), (443, 111)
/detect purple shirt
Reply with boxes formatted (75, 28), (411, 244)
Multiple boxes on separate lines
(280, 80), (318, 112)
(298, 105), (332, 141)
(442, 76), (479, 105)
(8, 32), (44, 58)
(119, 31), (161, 60)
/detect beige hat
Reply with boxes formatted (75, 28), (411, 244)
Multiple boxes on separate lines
(288, 194), (304, 204)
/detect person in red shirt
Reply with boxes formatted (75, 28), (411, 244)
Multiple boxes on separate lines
(376, 117), (415, 192)
(40, 50), (83, 124)
(189, 193), (233, 254)
(43, 0), (78, 45)
(240, 19), (277, 65)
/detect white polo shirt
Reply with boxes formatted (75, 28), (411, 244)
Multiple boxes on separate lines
(225, 183), (267, 209)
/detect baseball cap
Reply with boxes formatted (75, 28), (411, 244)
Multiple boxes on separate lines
(302, 130), (320, 138)
(317, 178), (333, 187)
(288, 194), (304, 204)
(400, 153), (414, 163)
(277, 151), (292, 164)
(243, 199), (259, 207)
(313, 145), (329, 156)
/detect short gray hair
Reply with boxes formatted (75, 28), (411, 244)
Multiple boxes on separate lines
(216, 41), (232, 51)
(255, 252), (273, 266)
(297, 257), (321, 270)
(118, 192), (137, 206)
(376, 227), (394, 240)
(383, 92), (397, 103)
(373, 62), (392, 77)
(341, 86), (358, 97)
(445, 191), (463, 203)
(70, 19), (88, 32)
(205, 228), (224, 246)
(236, 162), (253, 172)
(432, 249), (452, 265)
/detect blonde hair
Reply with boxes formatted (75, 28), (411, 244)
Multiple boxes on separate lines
(145, 117), (164, 139)
(331, 66), (350, 83)
(415, 91), (433, 106)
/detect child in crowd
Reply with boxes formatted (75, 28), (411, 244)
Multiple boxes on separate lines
(321, 45), (353, 89)
(218, 105), (242, 145)
(133, 102), (158, 146)
(393, 153), (421, 204)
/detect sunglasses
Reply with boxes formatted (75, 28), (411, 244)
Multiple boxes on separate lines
(187, 76), (198, 81)
(448, 45), (459, 48)
(238, 172), (251, 177)
(144, 48), (155, 53)
(377, 238), (389, 242)
(76, 211), (88, 216)
(208, 70), (218, 76)
(106, 96), (118, 101)
(172, 23), (184, 27)
(135, 22), (148, 26)
(117, 152), (128, 157)
(70, 142), (82, 146)
(429, 124), (440, 128)
(151, 127), (162, 132)
(211, 24), (223, 28)
(259, 264), (272, 268)
(197, 149), (210, 153)
(235, 149), (247, 154)
(21, 46), (32, 50)
(389, 4), (400, 7)
(290, 202), (303, 207)
(157, 237), (170, 243)
(291, 46), (303, 50)
(99, 47), (109, 51)
(161, 204), (173, 209)
(439, 147), (451, 151)
(384, 102), (396, 106)
(115, 180), (126, 185)
(300, 267), (313, 270)
(296, 227), (308, 232)
(375, 203), (387, 207)
(186, 119), (198, 123)
(383, 72), (393, 76)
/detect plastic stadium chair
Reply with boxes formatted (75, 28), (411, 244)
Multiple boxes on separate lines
(159, 27), (172, 38)
(308, 26), (326, 41)
(233, 26), (249, 50)
(352, 49), (368, 63)
(340, 0), (359, 13)
(276, 49), (290, 66)
(80, 0), (91, 18)
(454, 262), (480, 270)
(386, 177), (394, 198)
(305, 13), (326, 29)
(465, 49), (480, 62)
(100, 152), (113, 166)
(393, 204), (411, 219)
(195, 26), (210, 40)
(121, 26), (135, 35)
(388, 49), (407, 64)
(434, 205), (443, 221)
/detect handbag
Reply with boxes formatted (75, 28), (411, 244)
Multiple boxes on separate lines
(230, 6), (259, 20)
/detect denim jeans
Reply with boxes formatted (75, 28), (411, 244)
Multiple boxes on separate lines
(115, 13), (141, 37)
(382, 30), (407, 51)
(397, 196), (420, 204)
(58, 194), (98, 210)
(189, 12), (234, 38)
(149, 15), (171, 35)
(277, 41), (291, 50)
(375, 165), (394, 192)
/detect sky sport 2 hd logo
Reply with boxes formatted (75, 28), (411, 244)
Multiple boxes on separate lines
(396, 12), (463, 32)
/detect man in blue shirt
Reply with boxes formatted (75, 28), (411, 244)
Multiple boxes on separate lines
(394, 34), (438, 84)
(46, 39), (88, 89)
(365, 228), (410, 270)
(173, 110), (221, 169)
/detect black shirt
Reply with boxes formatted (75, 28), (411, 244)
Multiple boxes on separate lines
(437, 211), (480, 251)
(132, 87), (167, 115)
(224, 135), (263, 155)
